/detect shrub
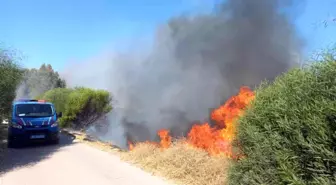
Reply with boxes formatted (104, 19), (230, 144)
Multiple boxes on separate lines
(229, 55), (336, 184)
(0, 50), (24, 120)
(38, 88), (74, 127)
(63, 87), (112, 129)
(40, 87), (112, 129)
(38, 88), (73, 113)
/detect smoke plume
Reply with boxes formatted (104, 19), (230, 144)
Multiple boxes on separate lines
(16, 64), (66, 99)
(64, 0), (304, 149)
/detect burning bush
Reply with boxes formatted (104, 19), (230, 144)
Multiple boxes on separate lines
(229, 56), (336, 184)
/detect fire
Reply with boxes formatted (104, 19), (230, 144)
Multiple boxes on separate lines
(157, 129), (172, 149)
(187, 86), (255, 158)
(128, 141), (134, 151)
(128, 86), (255, 158)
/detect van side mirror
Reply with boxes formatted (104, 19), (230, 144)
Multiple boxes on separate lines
(57, 112), (63, 118)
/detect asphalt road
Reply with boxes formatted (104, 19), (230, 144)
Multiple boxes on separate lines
(0, 133), (172, 185)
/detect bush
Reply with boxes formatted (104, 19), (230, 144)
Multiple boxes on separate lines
(63, 87), (112, 129)
(40, 87), (112, 129)
(229, 55), (336, 184)
(0, 50), (24, 120)
(37, 88), (73, 114)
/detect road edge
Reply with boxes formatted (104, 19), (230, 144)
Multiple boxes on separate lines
(61, 129), (176, 185)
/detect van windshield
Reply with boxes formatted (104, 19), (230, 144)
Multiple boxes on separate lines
(16, 104), (54, 117)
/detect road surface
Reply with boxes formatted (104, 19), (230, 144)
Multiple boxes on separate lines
(0, 133), (172, 185)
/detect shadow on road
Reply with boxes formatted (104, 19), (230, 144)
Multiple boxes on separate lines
(0, 130), (76, 175)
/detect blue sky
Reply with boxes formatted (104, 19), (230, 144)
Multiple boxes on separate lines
(0, 0), (335, 71)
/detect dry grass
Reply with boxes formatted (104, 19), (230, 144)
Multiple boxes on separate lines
(120, 140), (230, 185)
(67, 129), (230, 185)
(63, 129), (123, 154)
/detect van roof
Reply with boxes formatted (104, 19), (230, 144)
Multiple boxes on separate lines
(13, 101), (53, 105)
(13, 99), (52, 105)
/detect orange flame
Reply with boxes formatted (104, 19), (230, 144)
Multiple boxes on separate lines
(128, 141), (134, 151)
(157, 129), (172, 149)
(187, 86), (255, 158)
(128, 86), (255, 158)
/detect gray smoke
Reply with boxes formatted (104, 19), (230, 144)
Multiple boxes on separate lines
(16, 64), (66, 99)
(64, 0), (304, 149)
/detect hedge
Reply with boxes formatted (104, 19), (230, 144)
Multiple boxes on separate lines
(229, 55), (336, 184)
(39, 87), (112, 129)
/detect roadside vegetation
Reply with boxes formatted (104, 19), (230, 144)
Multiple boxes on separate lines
(0, 49), (24, 162)
(0, 50), (24, 121)
(120, 51), (336, 185)
(38, 87), (112, 130)
(229, 51), (336, 185)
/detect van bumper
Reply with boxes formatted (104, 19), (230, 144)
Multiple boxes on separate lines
(8, 127), (60, 143)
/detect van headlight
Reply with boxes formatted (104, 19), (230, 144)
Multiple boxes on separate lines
(51, 122), (59, 127)
(10, 122), (22, 129)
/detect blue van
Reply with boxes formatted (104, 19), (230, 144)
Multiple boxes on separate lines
(7, 99), (62, 147)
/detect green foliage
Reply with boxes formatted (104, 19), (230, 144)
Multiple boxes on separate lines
(17, 63), (66, 99)
(39, 87), (112, 129)
(38, 88), (73, 113)
(63, 87), (112, 129)
(229, 55), (336, 184)
(0, 50), (24, 120)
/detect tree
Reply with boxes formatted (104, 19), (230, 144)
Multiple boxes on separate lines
(16, 63), (66, 99)
(0, 50), (24, 120)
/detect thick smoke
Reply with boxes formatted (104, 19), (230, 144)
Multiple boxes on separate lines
(64, 0), (303, 149)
